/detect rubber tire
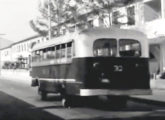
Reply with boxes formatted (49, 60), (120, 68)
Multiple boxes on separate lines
(62, 96), (72, 108)
(40, 91), (47, 101)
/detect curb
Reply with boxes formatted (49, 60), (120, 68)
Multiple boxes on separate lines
(129, 96), (165, 106)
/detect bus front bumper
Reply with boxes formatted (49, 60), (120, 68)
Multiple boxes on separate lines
(79, 89), (152, 96)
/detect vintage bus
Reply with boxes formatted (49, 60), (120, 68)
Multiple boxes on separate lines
(30, 27), (151, 107)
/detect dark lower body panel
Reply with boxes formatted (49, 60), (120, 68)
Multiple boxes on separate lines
(31, 57), (151, 96)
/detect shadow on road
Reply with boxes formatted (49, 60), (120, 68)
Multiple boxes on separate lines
(0, 91), (63, 120)
(37, 94), (165, 112)
(30, 105), (62, 110)
(2, 89), (165, 120)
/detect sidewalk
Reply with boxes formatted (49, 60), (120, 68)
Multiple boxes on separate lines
(0, 91), (62, 120)
(128, 79), (165, 105)
(0, 69), (32, 85)
(131, 89), (165, 105)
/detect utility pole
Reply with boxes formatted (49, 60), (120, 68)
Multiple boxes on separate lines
(108, 1), (112, 27)
(0, 34), (5, 76)
(48, 0), (51, 40)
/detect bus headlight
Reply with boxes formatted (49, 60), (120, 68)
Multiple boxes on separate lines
(101, 78), (110, 83)
(93, 62), (99, 68)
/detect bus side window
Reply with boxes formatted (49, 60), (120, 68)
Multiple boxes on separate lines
(47, 47), (55, 59)
(39, 50), (43, 61)
(54, 46), (56, 58)
(61, 44), (66, 58)
(34, 51), (36, 62)
(32, 52), (35, 62)
(56, 45), (60, 59)
(43, 49), (47, 60)
(67, 42), (72, 58)
(72, 41), (75, 57)
(35, 50), (40, 62)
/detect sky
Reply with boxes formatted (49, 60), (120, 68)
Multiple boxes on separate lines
(0, 0), (40, 42)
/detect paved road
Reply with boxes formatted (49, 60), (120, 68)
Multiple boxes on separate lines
(0, 91), (62, 120)
(1, 78), (165, 120)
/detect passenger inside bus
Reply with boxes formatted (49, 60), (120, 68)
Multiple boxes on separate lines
(93, 38), (117, 57)
(93, 38), (141, 57)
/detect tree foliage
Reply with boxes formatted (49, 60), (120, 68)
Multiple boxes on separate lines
(30, 0), (138, 36)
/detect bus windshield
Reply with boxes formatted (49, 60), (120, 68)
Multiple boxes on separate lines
(119, 39), (141, 57)
(93, 38), (141, 57)
(93, 39), (117, 57)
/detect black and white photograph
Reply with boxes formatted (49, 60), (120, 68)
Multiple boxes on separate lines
(0, 0), (165, 120)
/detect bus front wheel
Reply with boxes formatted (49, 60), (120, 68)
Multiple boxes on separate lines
(41, 91), (47, 100)
(61, 95), (72, 108)
(38, 88), (47, 100)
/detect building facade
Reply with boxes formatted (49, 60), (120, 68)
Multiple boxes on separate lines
(0, 46), (12, 69)
(0, 35), (48, 69)
(107, 0), (165, 75)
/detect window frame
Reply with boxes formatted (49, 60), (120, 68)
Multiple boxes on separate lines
(93, 38), (117, 57)
(119, 39), (141, 57)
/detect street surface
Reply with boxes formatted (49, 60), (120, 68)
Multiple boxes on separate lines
(1, 77), (165, 120)
(0, 91), (61, 120)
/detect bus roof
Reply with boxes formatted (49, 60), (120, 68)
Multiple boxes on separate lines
(32, 33), (76, 51)
(32, 27), (147, 51)
(80, 27), (146, 40)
